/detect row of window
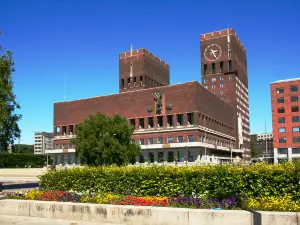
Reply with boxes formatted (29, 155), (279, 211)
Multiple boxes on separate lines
(278, 148), (300, 154)
(203, 61), (232, 75)
(277, 106), (299, 113)
(276, 86), (298, 94)
(278, 137), (300, 143)
(203, 75), (233, 84)
(133, 135), (195, 145)
(121, 75), (164, 89)
(132, 135), (234, 148)
(139, 151), (193, 163)
(55, 143), (73, 149)
(278, 127), (300, 133)
(204, 83), (225, 89)
(276, 96), (298, 103)
(278, 116), (300, 123)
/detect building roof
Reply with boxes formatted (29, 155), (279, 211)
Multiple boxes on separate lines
(270, 77), (300, 84)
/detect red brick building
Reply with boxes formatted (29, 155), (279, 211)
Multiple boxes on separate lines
(271, 78), (300, 163)
(200, 28), (250, 160)
(47, 30), (246, 165)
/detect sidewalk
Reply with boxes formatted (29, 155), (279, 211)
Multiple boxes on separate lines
(0, 215), (119, 225)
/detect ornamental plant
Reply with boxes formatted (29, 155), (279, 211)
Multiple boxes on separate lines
(39, 162), (300, 200)
(112, 196), (167, 207)
(37, 190), (81, 202)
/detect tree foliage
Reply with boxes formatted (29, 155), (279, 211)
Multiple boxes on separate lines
(251, 142), (263, 158)
(0, 31), (22, 151)
(11, 144), (34, 154)
(72, 113), (141, 166)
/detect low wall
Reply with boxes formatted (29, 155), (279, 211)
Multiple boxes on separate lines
(0, 199), (299, 225)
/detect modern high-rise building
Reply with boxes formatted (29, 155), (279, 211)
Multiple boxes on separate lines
(250, 133), (274, 163)
(34, 132), (53, 155)
(200, 28), (250, 161)
(271, 78), (300, 163)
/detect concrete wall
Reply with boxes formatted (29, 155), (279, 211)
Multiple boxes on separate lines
(1, 199), (300, 225)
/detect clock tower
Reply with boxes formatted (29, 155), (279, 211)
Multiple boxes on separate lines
(200, 28), (250, 161)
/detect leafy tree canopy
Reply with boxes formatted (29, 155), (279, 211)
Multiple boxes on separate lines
(0, 30), (22, 151)
(72, 113), (141, 166)
(11, 144), (34, 154)
(251, 142), (263, 158)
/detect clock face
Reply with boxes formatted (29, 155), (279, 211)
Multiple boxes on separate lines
(204, 44), (222, 61)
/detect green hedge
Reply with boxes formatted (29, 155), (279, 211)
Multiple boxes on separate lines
(0, 153), (50, 168)
(39, 163), (300, 199)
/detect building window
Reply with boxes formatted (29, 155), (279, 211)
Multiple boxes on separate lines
(220, 83), (224, 88)
(139, 118), (145, 129)
(157, 137), (163, 144)
(213, 92), (216, 95)
(177, 114), (184, 126)
(228, 49), (231, 57)
(291, 106), (299, 112)
(292, 147), (300, 153)
(187, 112), (194, 125)
(177, 136), (184, 143)
(220, 76), (224, 81)
(204, 79), (208, 83)
(292, 127), (300, 132)
(279, 137), (286, 143)
(278, 127), (286, 133)
(130, 139), (135, 144)
(188, 135), (194, 142)
(212, 63), (216, 74)
(277, 108), (285, 113)
(221, 98), (225, 101)
(129, 119), (136, 128)
(292, 116), (300, 122)
(167, 115), (173, 127)
(139, 139), (144, 145)
(148, 138), (154, 144)
(277, 97), (284, 103)
(148, 117), (154, 128)
(140, 76), (143, 85)
(229, 75), (233, 81)
(276, 88), (284, 94)
(293, 138), (300, 143)
(121, 79), (124, 88)
(291, 96), (298, 102)
(220, 61), (224, 72)
(62, 144), (67, 149)
(204, 64), (208, 75)
(204, 85), (208, 89)
(278, 117), (285, 123)
(69, 143), (73, 149)
(157, 116), (163, 128)
(55, 144), (60, 149)
(168, 136), (173, 143)
(168, 151), (174, 162)
(290, 86), (298, 92)
(212, 84), (216, 89)
(127, 78), (131, 87)
(220, 90), (225, 95)
(228, 60), (232, 71)
(278, 148), (288, 154)
(212, 78), (216, 82)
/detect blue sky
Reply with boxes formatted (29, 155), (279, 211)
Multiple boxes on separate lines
(0, 0), (299, 144)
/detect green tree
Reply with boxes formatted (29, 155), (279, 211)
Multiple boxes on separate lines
(0, 31), (22, 151)
(72, 113), (141, 166)
(11, 144), (34, 154)
(251, 142), (263, 158)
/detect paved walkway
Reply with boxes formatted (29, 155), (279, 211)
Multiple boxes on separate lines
(0, 215), (118, 225)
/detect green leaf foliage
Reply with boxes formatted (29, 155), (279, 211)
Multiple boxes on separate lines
(0, 153), (51, 168)
(72, 113), (141, 166)
(39, 161), (300, 200)
(11, 144), (34, 154)
(0, 31), (22, 151)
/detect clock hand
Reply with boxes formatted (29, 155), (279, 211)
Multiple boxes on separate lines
(210, 49), (217, 58)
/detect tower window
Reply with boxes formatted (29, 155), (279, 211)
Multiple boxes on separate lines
(212, 78), (216, 82)
(167, 115), (173, 127)
(278, 117), (285, 123)
(228, 49), (231, 57)
(220, 76), (224, 81)
(220, 61), (224, 72)
(177, 114), (184, 126)
(140, 76), (143, 85)
(291, 96), (298, 102)
(203, 79), (208, 83)
(228, 60), (232, 71)
(127, 78), (131, 87)
(220, 83), (224, 88)
(212, 84), (216, 89)
(139, 118), (144, 129)
(204, 64), (208, 75)
(277, 97), (284, 103)
(121, 79), (124, 88)
(277, 108), (285, 113)
(212, 63), (216, 74)
(133, 77), (136, 86)
(157, 116), (163, 128)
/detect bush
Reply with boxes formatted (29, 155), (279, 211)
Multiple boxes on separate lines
(0, 153), (51, 168)
(39, 162), (300, 199)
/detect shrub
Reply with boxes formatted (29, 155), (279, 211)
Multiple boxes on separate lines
(37, 190), (81, 202)
(80, 193), (121, 204)
(0, 153), (51, 168)
(39, 162), (300, 199)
